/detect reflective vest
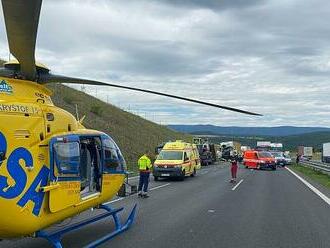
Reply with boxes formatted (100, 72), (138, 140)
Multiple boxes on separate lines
(138, 155), (152, 172)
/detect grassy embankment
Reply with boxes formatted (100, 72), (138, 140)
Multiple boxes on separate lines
(47, 84), (192, 172)
(290, 164), (330, 189)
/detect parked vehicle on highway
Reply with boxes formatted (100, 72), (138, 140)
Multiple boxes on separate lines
(155, 142), (166, 155)
(243, 150), (276, 170)
(197, 144), (213, 166)
(209, 144), (218, 163)
(322, 142), (330, 163)
(283, 154), (292, 165)
(270, 151), (286, 166)
(297, 146), (313, 160)
(193, 137), (216, 165)
(153, 140), (201, 180)
(299, 155), (310, 162)
(221, 141), (241, 161)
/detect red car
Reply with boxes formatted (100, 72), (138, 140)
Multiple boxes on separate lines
(243, 150), (276, 170)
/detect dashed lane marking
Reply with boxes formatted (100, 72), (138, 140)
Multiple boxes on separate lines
(149, 183), (171, 191)
(286, 167), (330, 206)
(231, 179), (244, 191)
(128, 176), (140, 180)
(104, 183), (171, 205)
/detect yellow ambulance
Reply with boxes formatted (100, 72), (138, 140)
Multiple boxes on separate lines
(153, 140), (201, 181)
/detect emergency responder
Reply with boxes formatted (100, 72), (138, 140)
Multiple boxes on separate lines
(138, 153), (152, 198)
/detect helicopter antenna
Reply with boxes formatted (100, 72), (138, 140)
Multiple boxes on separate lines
(75, 104), (79, 121)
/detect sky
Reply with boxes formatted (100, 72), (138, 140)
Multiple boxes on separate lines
(0, 0), (330, 127)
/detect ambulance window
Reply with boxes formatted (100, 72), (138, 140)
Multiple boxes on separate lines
(157, 151), (183, 160)
(103, 138), (126, 172)
(54, 142), (80, 176)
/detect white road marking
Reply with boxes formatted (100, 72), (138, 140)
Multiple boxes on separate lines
(231, 179), (244, 191)
(200, 171), (209, 175)
(286, 167), (330, 206)
(128, 175), (140, 180)
(104, 183), (171, 205)
(149, 183), (171, 191)
(105, 197), (124, 205)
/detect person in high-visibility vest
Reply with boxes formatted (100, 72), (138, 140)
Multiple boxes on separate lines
(138, 153), (152, 198)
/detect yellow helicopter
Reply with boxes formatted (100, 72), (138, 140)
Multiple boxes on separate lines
(0, 0), (261, 247)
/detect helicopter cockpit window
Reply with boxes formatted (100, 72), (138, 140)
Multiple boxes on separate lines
(54, 142), (80, 177)
(103, 138), (126, 172)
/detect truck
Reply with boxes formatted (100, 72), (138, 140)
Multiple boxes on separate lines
(322, 143), (330, 163)
(155, 142), (167, 155)
(298, 146), (313, 160)
(193, 137), (217, 165)
(196, 144), (213, 166)
(256, 141), (271, 148)
(241, 146), (251, 152)
(220, 141), (241, 161)
(270, 143), (283, 150)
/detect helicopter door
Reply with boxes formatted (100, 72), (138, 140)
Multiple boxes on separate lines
(49, 135), (81, 213)
(79, 136), (102, 198)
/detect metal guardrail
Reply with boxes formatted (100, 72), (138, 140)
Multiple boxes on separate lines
(300, 160), (330, 175)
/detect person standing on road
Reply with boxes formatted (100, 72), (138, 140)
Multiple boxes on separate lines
(230, 158), (238, 183)
(296, 154), (300, 164)
(138, 153), (152, 198)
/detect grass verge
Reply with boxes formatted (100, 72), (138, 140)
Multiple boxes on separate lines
(290, 164), (330, 189)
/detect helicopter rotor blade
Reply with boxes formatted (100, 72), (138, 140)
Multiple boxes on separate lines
(1, 0), (42, 80)
(40, 74), (262, 116)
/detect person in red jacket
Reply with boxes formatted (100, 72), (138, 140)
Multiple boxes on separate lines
(230, 158), (238, 183)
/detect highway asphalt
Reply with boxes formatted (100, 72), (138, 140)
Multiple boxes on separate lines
(2, 163), (330, 248)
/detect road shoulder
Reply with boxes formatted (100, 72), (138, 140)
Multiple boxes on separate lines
(287, 165), (330, 199)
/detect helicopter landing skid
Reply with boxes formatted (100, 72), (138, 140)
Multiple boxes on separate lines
(35, 203), (137, 248)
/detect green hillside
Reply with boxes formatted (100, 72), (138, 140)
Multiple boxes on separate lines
(47, 84), (192, 171)
(278, 131), (330, 151)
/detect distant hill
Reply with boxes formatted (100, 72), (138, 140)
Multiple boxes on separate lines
(168, 125), (330, 137)
(277, 131), (330, 151)
(194, 131), (330, 152)
(168, 124), (330, 152)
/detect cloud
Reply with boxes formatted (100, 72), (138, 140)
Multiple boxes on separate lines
(151, 0), (264, 10)
(0, 0), (329, 127)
